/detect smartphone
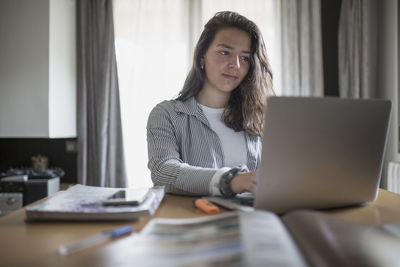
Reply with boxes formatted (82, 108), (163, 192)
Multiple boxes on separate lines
(102, 188), (150, 206)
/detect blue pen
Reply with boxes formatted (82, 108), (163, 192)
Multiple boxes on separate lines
(58, 225), (133, 255)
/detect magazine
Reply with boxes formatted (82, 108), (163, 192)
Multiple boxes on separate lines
(25, 184), (165, 221)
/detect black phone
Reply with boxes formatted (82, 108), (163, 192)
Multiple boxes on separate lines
(102, 188), (150, 206)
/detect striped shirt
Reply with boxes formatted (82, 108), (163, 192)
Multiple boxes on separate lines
(146, 96), (262, 196)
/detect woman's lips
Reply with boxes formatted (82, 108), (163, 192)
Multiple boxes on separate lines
(222, 73), (238, 80)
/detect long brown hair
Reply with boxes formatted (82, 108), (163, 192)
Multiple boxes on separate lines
(177, 11), (274, 136)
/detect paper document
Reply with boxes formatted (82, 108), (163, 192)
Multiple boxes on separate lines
(122, 211), (307, 266)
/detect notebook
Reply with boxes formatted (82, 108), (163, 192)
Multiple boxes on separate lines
(206, 97), (391, 214)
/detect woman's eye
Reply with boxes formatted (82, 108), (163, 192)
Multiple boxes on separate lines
(240, 56), (250, 62)
(219, 50), (229, 55)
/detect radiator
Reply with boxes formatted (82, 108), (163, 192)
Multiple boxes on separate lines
(387, 161), (400, 193)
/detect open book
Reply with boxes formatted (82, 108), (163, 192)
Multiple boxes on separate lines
(119, 210), (400, 267)
(25, 184), (165, 221)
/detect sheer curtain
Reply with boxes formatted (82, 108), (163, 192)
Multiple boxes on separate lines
(113, 0), (279, 188)
(278, 0), (324, 96)
(113, 0), (190, 188)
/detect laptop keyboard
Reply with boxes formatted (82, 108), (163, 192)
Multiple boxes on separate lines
(230, 197), (254, 206)
(204, 195), (255, 212)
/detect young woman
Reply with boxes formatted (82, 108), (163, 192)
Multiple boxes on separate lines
(147, 11), (274, 197)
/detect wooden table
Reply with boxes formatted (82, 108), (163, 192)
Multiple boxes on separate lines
(1, 189), (400, 267)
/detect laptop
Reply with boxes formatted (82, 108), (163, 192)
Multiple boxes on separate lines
(206, 97), (391, 214)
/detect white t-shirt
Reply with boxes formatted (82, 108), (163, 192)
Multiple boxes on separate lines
(199, 104), (247, 195)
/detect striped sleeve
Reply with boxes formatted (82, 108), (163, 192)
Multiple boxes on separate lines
(146, 102), (220, 196)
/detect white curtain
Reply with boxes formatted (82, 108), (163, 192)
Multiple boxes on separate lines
(112, 0), (282, 187)
(338, 0), (377, 99)
(113, 0), (190, 188)
(278, 0), (324, 96)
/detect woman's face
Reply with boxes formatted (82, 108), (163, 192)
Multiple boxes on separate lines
(202, 27), (251, 96)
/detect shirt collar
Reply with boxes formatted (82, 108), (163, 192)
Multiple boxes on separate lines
(174, 96), (199, 116)
(174, 97), (209, 126)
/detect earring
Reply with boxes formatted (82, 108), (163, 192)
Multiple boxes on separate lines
(200, 63), (204, 70)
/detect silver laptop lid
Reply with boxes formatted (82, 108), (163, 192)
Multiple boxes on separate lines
(254, 97), (391, 213)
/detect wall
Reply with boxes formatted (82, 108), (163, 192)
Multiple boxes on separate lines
(49, 0), (77, 138)
(0, 0), (76, 138)
(0, 0), (49, 136)
(321, 0), (341, 96)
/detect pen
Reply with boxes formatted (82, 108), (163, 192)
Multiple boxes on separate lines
(58, 225), (133, 255)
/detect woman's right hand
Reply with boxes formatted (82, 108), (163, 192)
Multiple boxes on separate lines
(230, 170), (258, 194)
